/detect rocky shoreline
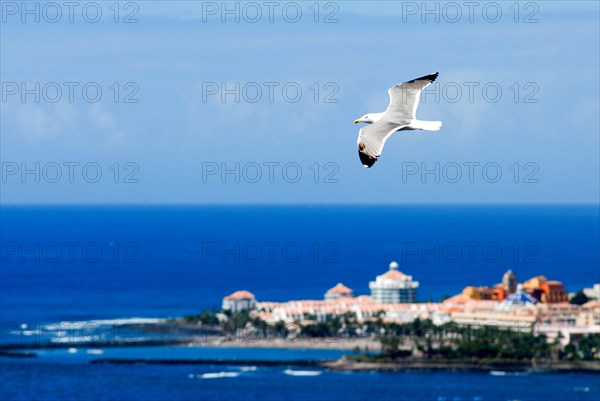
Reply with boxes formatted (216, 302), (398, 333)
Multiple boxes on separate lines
(3, 341), (599, 373)
(0, 336), (379, 352)
(88, 357), (600, 373)
(3, 321), (598, 373)
(322, 357), (600, 373)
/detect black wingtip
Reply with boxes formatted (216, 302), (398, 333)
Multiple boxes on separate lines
(407, 72), (439, 84)
(359, 150), (378, 168)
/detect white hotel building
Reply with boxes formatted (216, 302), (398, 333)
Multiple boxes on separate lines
(369, 261), (419, 303)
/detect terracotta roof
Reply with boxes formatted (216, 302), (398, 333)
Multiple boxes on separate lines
(381, 270), (407, 280)
(327, 283), (353, 294)
(224, 290), (255, 300)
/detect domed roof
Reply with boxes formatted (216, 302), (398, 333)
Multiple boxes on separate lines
(327, 283), (353, 294)
(224, 290), (255, 300)
(381, 270), (408, 280)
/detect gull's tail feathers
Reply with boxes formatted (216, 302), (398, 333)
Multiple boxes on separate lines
(410, 120), (442, 131)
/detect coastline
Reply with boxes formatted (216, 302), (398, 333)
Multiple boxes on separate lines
(189, 336), (381, 351)
(85, 357), (600, 373)
(323, 358), (600, 373)
(3, 337), (599, 373)
(0, 336), (379, 352)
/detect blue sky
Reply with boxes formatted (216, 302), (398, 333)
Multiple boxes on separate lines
(1, 1), (598, 204)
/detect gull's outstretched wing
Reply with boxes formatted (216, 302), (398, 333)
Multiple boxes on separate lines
(357, 120), (404, 168)
(384, 72), (438, 123)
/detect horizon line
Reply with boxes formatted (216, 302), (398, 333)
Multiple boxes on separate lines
(1, 202), (599, 207)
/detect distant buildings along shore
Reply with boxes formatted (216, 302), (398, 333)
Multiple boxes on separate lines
(221, 262), (600, 345)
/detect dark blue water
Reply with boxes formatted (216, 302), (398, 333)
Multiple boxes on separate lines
(1, 205), (599, 400)
(1, 205), (598, 327)
(2, 356), (599, 401)
(25, 346), (353, 362)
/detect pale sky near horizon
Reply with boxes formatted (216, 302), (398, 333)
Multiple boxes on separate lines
(1, 1), (598, 204)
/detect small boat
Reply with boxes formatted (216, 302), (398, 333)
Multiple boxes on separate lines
(67, 348), (78, 354)
(283, 369), (322, 377)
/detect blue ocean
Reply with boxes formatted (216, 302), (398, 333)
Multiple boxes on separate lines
(3, 358), (600, 401)
(1, 205), (599, 400)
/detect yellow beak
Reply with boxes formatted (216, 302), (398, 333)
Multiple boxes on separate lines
(354, 119), (361, 124)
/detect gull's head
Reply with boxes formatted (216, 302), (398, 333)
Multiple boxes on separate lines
(354, 114), (375, 124)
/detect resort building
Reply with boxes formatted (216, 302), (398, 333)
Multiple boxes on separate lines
(256, 297), (439, 325)
(522, 276), (568, 303)
(449, 306), (538, 331)
(324, 283), (354, 301)
(461, 285), (506, 301)
(497, 284), (538, 309)
(369, 261), (419, 304)
(224, 266), (600, 347)
(460, 269), (515, 302)
(502, 270), (518, 294)
(537, 301), (600, 345)
(222, 290), (256, 313)
(461, 271), (568, 304)
(577, 300), (600, 327)
(449, 286), (539, 331)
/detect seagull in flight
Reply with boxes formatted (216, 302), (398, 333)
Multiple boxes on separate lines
(355, 72), (442, 168)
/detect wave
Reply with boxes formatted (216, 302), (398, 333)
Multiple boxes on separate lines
(52, 336), (98, 343)
(9, 318), (165, 342)
(46, 317), (164, 328)
(198, 372), (240, 379)
(283, 369), (322, 377)
(489, 370), (529, 376)
(10, 329), (43, 336)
